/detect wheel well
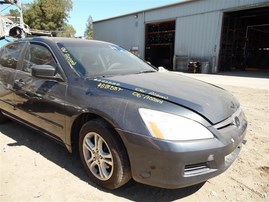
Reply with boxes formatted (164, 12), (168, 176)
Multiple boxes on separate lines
(71, 113), (127, 158)
(71, 113), (99, 155)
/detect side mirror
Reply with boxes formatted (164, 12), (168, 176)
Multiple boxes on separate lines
(32, 65), (64, 81)
(32, 65), (57, 79)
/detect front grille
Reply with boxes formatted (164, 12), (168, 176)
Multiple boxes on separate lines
(184, 162), (210, 176)
(214, 108), (242, 130)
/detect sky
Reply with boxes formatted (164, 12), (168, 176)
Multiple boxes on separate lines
(69, 0), (182, 36)
(1, 0), (182, 36)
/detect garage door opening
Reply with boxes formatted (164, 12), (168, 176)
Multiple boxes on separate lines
(145, 20), (175, 70)
(219, 6), (269, 71)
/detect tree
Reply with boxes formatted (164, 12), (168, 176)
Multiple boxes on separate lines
(23, 0), (75, 36)
(8, 9), (20, 18)
(57, 23), (76, 37)
(84, 15), (93, 39)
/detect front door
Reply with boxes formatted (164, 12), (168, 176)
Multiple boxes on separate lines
(13, 43), (67, 142)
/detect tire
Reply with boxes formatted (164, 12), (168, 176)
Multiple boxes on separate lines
(0, 110), (9, 124)
(79, 119), (131, 189)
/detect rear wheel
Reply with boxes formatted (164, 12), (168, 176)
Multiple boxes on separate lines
(79, 119), (131, 189)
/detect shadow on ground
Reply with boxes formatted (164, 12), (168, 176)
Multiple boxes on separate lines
(0, 121), (204, 201)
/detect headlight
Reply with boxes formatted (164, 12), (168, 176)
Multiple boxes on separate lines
(139, 108), (214, 141)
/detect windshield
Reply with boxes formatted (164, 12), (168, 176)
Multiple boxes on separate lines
(57, 40), (156, 77)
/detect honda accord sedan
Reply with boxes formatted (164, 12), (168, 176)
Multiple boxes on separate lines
(0, 37), (247, 190)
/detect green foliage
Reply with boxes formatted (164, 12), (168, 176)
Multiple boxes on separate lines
(9, 9), (20, 18)
(8, 9), (20, 23)
(23, 0), (75, 36)
(56, 23), (76, 37)
(84, 15), (93, 39)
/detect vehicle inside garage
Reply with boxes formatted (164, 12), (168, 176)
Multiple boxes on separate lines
(145, 20), (175, 70)
(219, 6), (269, 71)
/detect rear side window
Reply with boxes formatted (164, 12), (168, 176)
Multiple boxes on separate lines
(0, 42), (25, 69)
(22, 44), (57, 73)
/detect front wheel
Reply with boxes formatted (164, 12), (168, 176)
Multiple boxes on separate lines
(79, 119), (131, 189)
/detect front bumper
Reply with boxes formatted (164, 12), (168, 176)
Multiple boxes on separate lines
(117, 110), (247, 189)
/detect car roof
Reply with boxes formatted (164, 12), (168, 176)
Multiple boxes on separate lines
(15, 37), (112, 46)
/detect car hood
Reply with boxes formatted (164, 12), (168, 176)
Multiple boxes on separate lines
(102, 72), (239, 124)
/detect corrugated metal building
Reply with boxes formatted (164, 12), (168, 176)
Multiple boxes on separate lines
(93, 0), (269, 72)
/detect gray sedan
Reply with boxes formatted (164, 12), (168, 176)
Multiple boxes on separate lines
(0, 37), (247, 189)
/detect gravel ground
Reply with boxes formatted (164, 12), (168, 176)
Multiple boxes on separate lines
(0, 71), (268, 201)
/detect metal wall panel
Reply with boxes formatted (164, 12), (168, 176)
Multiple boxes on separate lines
(174, 11), (222, 71)
(94, 14), (145, 57)
(144, 0), (269, 23)
(94, 0), (269, 72)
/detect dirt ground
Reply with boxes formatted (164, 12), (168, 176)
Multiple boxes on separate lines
(0, 72), (268, 201)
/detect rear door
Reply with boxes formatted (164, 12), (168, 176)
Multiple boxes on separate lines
(13, 42), (67, 142)
(0, 42), (26, 114)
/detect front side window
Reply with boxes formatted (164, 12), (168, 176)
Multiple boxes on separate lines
(22, 44), (57, 73)
(0, 42), (25, 69)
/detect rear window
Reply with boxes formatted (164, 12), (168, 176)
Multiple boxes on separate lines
(0, 42), (25, 69)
